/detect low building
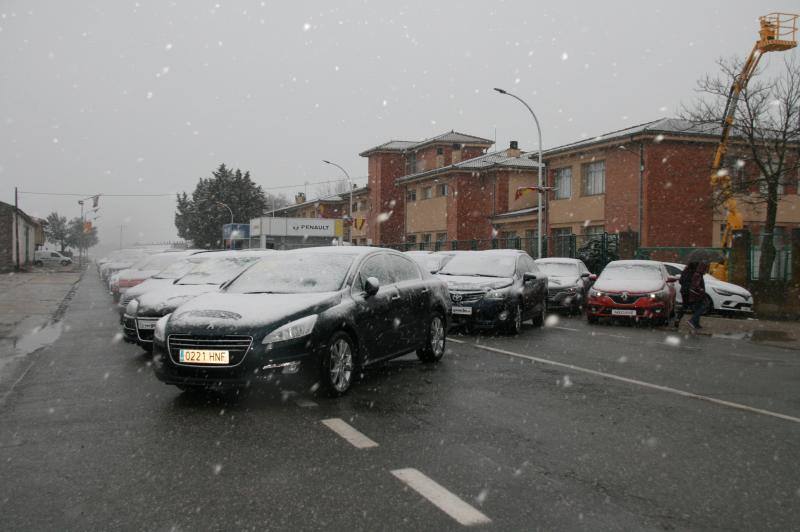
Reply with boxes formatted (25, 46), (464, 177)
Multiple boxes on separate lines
(543, 118), (800, 252)
(396, 141), (545, 251)
(0, 201), (43, 270)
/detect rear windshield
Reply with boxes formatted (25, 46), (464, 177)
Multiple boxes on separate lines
(226, 253), (355, 294)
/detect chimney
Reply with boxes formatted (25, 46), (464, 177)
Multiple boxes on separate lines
(295, 192), (306, 204)
(506, 140), (521, 158)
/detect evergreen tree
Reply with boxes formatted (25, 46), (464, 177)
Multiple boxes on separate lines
(175, 164), (268, 248)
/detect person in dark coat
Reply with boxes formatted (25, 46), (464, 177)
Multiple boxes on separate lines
(674, 261), (697, 328)
(686, 261), (708, 330)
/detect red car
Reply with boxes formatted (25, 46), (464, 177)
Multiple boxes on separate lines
(586, 260), (677, 325)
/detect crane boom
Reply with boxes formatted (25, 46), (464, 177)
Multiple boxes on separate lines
(709, 13), (798, 281)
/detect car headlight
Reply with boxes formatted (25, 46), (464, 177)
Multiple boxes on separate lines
(713, 287), (741, 298)
(125, 299), (139, 316)
(589, 288), (604, 297)
(262, 315), (318, 344)
(153, 314), (170, 343)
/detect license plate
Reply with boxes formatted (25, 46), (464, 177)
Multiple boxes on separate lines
(137, 320), (157, 330)
(179, 349), (230, 364)
(452, 306), (472, 316)
(611, 309), (637, 316)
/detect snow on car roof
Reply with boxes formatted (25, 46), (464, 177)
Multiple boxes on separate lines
(535, 257), (583, 264)
(605, 259), (663, 267)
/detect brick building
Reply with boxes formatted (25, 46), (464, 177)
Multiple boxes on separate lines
(543, 118), (800, 250)
(396, 141), (544, 246)
(359, 131), (494, 245)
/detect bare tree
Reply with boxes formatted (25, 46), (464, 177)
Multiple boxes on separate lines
(682, 57), (800, 280)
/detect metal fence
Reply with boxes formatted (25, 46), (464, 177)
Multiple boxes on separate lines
(382, 233), (620, 273)
(634, 247), (725, 264)
(750, 245), (792, 281)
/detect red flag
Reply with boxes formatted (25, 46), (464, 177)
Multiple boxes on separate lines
(83, 221), (92, 234)
(514, 185), (551, 200)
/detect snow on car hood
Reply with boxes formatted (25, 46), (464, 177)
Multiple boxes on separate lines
(547, 275), (581, 288)
(593, 278), (664, 294)
(137, 284), (220, 315)
(436, 275), (513, 291)
(122, 278), (177, 300)
(169, 291), (341, 328)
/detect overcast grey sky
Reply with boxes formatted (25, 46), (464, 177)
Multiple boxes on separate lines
(1, 1), (797, 250)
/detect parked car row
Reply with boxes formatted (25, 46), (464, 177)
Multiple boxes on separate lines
(98, 246), (755, 397)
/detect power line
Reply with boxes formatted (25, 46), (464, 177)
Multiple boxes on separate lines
(17, 177), (368, 198)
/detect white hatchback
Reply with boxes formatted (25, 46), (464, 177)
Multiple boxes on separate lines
(34, 250), (73, 266)
(663, 262), (753, 315)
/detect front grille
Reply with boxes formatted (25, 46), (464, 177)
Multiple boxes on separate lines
(167, 334), (253, 367)
(123, 315), (136, 331)
(607, 293), (646, 305)
(451, 291), (484, 304)
(136, 317), (159, 343)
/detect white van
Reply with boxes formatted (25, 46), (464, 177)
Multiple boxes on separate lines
(34, 250), (73, 266)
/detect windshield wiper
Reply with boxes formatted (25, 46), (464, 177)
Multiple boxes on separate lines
(243, 291), (280, 294)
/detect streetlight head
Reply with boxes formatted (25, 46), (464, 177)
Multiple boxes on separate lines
(493, 87), (507, 94)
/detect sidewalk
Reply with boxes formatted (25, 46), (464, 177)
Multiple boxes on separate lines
(675, 314), (800, 351)
(0, 270), (82, 384)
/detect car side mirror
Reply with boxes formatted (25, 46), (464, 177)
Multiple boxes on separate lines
(580, 272), (591, 278)
(523, 272), (537, 282)
(588, 274), (597, 281)
(667, 276), (678, 283)
(364, 276), (380, 297)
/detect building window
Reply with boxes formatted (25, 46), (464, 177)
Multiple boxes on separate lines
(422, 186), (433, 200)
(422, 233), (432, 245)
(406, 234), (417, 244)
(407, 188), (417, 202)
(582, 161), (605, 196)
(436, 147), (444, 155)
(437, 183), (448, 197)
(584, 225), (605, 241)
(405, 152), (417, 176)
(554, 167), (572, 199)
(436, 232), (448, 242)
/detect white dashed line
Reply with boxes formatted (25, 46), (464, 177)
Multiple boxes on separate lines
(295, 398), (318, 408)
(552, 326), (580, 332)
(321, 418), (379, 449)
(391, 468), (491, 527)
(450, 338), (800, 424)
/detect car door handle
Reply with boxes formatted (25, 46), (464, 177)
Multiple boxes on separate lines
(421, 287), (429, 293)
(391, 294), (401, 301)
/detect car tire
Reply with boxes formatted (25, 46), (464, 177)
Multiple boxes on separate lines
(320, 331), (356, 397)
(505, 303), (523, 334)
(34, 260), (43, 266)
(417, 313), (446, 363)
(532, 300), (546, 327)
(587, 314), (598, 324)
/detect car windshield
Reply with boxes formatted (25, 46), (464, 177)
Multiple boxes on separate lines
(410, 254), (449, 273)
(601, 264), (662, 281)
(438, 253), (516, 277)
(133, 254), (184, 272)
(152, 258), (196, 280)
(177, 256), (260, 285)
(226, 253), (355, 294)
(537, 262), (579, 276)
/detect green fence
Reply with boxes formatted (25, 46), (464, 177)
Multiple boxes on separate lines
(634, 247), (725, 264)
(750, 245), (792, 281)
(383, 233), (620, 273)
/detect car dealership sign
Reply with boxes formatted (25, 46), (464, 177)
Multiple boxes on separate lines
(250, 217), (343, 238)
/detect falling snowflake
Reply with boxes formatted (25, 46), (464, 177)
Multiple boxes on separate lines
(377, 212), (391, 223)
(544, 314), (559, 327)
(654, 134), (665, 143)
(561, 52), (569, 61)
(165, 43), (173, 51)
(665, 335), (681, 346)
(146, 91), (154, 99)
(475, 488), (489, 505)
(213, 464), (222, 475)
(302, 22), (311, 31)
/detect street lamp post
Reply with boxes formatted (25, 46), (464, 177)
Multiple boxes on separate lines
(216, 202), (234, 249)
(322, 160), (354, 244)
(494, 88), (544, 258)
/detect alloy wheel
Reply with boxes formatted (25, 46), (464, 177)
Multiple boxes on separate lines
(329, 338), (353, 393)
(430, 316), (445, 356)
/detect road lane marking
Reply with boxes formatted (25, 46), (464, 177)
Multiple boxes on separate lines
(321, 418), (378, 448)
(391, 468), (491, 526)
(450, 338), (800, 424)
(552, 326), (579, 332)
(295, 398), (318, 408)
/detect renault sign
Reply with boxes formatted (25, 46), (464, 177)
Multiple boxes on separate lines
(250, 217), (343, 238)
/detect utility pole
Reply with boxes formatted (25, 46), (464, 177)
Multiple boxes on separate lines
(78, 199), (84, 268)
(14, 187), (20, 270)
(119, 225), (125, 250)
